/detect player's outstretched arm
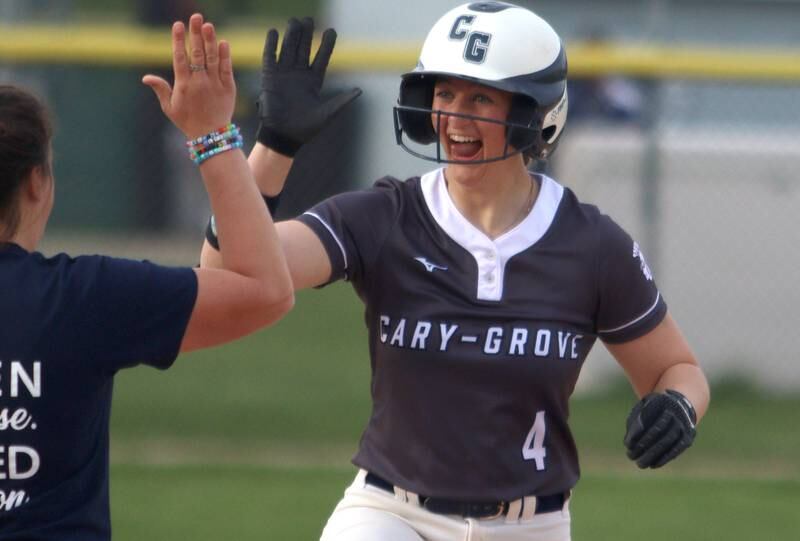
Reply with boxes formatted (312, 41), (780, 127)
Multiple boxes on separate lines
(143, 14), (294, 352)
(606, 313), (710, 468)
(201, 17), (359, 290)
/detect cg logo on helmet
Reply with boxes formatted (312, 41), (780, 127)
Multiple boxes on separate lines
(448, 15), (492, 64)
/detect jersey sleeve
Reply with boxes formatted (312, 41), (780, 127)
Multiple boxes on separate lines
(294, 177), (403, 286)
(595, 217), (667, 343)
(63, 255), (198, 372)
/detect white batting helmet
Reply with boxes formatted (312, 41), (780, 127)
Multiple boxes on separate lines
(393, 1), (568, 163)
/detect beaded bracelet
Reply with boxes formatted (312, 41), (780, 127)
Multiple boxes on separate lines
(187, 125), (239, 151)
(186, 124), (244, 165)
(190, 138), (244, 165)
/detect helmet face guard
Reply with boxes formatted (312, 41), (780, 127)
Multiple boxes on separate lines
(393, 104), (541, 165)
(395, 1), (568, 164)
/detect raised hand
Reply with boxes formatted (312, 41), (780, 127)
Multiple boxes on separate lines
(142, 13), (236, 139)
(256, 17), (362, 157)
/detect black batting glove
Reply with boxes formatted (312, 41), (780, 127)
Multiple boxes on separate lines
(256, 17), (362, 157)
(623, 389), (697, 469)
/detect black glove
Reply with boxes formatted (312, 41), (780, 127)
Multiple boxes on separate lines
(256, 17), (362, 157)
(624, 389), (697, 469)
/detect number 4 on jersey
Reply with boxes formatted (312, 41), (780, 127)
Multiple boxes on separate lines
(522, 410), (547, 470)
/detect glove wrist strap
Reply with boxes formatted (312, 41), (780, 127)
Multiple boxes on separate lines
(256, 124), (303, 158)
(665, 389), (697, 425)
(205, 194), (282, 251)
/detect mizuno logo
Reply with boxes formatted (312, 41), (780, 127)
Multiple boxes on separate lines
(414, 257), (448, 273)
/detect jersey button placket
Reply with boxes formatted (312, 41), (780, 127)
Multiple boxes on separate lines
(485, 248), (499, 286)
(482, 259), (499, 294)
(475, 245), (501, 300)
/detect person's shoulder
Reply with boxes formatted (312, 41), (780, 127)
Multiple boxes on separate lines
(545, 179), (630, 247)
(361, 173), (424, 209)
(304, 174), (422, 226)
(1, 250), (114, 310)
(553, 183), (602, 224)
(37, 251), (191, 289)
(371, 174), (422, 194)
(16, 248), (98, 275)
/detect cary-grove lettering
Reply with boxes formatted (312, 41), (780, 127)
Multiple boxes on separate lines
(378, 315), (583, 359)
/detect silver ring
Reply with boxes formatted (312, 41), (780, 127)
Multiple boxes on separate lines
(189, 63), (206, 72)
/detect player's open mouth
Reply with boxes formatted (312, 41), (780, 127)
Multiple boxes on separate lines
(447, 133), (483, 161)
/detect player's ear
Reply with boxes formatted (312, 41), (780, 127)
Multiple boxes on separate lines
(24, 164), (52, 203)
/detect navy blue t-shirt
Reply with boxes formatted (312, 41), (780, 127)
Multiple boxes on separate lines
(0, 243), (197, 540)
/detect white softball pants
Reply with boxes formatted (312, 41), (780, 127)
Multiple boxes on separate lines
(319, 469), (571, 541)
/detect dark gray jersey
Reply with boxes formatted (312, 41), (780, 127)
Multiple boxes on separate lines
(296, 169), (666, 501)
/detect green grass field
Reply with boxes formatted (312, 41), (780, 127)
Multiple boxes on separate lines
(109, 284), (800, 540)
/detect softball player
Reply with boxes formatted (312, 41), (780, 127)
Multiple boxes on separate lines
(203, 3), (710, 540)
(0, 15), (292, 540)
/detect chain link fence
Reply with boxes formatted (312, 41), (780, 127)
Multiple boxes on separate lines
(2, 25), (799, 389)
(558, 78), (800, 390)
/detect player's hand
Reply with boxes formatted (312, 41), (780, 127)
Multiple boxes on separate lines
(142, 13), (236, 139)
(256, 17), (362, 157)
(623, 389), (697, 468)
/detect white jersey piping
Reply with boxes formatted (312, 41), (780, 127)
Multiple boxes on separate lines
(598, 292), (662, 334)
(304, 211), (349, 272)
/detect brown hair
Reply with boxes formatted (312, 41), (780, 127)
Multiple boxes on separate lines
(0, 85), (53, 241)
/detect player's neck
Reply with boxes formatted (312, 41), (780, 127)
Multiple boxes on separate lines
(7, 202), (47, 253)
(444, 162), (538, 240)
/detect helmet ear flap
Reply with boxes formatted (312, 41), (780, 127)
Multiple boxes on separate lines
(398, 77), (438, 145)
(506, 94), (542, 159)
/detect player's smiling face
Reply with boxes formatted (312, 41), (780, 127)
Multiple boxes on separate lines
(431, 77), (513, 165)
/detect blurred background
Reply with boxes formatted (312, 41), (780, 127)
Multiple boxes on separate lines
(2, 0), (799, 539)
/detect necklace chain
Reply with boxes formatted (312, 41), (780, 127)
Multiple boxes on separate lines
(517, 177), (535, 225)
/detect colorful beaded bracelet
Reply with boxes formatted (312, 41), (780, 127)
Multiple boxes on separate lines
(188, 133), (243, 159)
(187, 129), (240, 152)
(191, 138), (244, 166)
(186, 124), (237, 146)
(186, 124), (243, 165)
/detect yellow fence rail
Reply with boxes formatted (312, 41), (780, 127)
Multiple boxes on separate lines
(2, 24), (800, 81)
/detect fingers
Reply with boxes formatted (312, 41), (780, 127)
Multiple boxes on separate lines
(634, 421), (680, 468)
(623, 400), (646, 448)
(312, 28), (337, 76)
(651, 436), (690, 469)
(141, 75), (173, 114)
(172, 21), (189, 81)
(298, 17), (314, 65)
(626, 409), (671, 460)
(202, 22), (218, 78)
(218, 40), (234, 90)
(262, 28), (278, 72)
(278, 18), (302, 67)
(623, 414), (644, 450)
(188, 13), (206, 70)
